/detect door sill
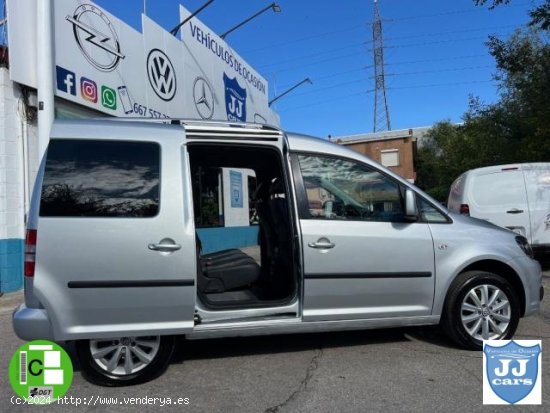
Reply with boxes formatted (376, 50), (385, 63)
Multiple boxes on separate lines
(187, 315), (440, 340)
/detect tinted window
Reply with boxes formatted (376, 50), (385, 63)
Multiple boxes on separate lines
(297, 154), (404, 222)
(40, 140), (160, 217)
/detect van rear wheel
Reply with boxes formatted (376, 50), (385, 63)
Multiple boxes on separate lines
(76, 335), (175, 386)
(441, 271), (520, 350)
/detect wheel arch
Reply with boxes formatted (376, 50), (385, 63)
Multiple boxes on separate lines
(444, 259), (526, 317)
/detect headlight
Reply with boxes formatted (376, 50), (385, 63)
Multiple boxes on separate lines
(515, 236), (534, 258)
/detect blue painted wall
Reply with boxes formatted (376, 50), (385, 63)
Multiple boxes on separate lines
(0, 239), (24, 293)
(197, 226), (259, 254)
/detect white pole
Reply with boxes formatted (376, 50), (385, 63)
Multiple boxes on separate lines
(36, 0), (55, 158)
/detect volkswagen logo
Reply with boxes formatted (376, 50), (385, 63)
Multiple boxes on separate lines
(193, 77), (214, 119)
(66, 4), (125, 72)
(147, 49), (177, 102)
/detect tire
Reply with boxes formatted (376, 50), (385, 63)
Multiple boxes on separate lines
(441, 271), (520, 350)
(76, 335), (175, 386)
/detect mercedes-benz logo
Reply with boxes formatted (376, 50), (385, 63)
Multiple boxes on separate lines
(147, 49), (177, 101)
(66, 4), (125, 72)
(193, 77), (214, 119)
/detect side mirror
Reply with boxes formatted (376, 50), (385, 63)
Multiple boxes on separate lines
(404, 189), (418, 220)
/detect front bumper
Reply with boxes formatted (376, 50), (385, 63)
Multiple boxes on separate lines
(509, 255), (543, 317)
(12, 303), (54, 341)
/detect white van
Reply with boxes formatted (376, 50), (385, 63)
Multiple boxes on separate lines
(448, 163), (550, 267)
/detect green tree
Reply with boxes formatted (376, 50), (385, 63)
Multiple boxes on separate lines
(416, 4), (550, 201)
(475, 0), (550, 30)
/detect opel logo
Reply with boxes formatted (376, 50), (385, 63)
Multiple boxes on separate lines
(147, 49), (177, 102)
(66, 4), (125, 72)
(193, 77), (214, 119)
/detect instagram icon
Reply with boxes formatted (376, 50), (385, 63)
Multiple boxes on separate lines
(80, 77), (98, 103)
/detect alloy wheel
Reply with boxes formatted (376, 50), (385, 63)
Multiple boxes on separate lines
(460, 284), (511, 341)
(89, 336), (161, 376)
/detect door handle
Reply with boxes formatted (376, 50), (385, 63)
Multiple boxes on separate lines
(148, 241), (181, 252)
(308, 241), (335, 249)
(506, 209), (524, 214)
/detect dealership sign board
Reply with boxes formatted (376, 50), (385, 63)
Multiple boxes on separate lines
(7, 0), (279, 125)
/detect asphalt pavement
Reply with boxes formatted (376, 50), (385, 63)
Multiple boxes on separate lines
(0, 274), (548, 412)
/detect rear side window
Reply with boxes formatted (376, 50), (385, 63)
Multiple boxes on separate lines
(471, 171), (526, 207)
(447, 174), (466, 209)
(40, 140), (160, 217)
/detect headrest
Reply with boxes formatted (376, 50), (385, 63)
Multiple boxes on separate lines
(269, 177), (285, 195)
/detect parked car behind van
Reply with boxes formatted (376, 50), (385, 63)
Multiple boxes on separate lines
(13, 120), (543, 386)
(448, 163), (550, 267)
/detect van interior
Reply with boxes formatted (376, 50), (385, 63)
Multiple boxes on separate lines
(188, 144), (297, 309)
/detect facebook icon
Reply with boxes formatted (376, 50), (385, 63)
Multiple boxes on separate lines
(56, 66), (76, 96)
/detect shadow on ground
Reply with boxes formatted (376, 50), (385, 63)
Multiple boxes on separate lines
(172, 325), (459, 364)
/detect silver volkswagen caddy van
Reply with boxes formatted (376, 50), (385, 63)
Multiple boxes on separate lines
(13, 119), (543, 386)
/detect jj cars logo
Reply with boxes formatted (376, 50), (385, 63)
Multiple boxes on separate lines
(483, 340), (541, 405)
(80, 77), (98, 103)
(66, 4), (125, 72)
(147, 49), (176, 101)
(223, 73), (247, 122)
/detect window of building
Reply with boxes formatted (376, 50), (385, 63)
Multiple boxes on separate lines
(40, 140), (160, 217)
(380, 149), (400, 167)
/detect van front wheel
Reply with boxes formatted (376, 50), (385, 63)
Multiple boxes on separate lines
(441, 271), (520, 350)
(76, 335), (175, 386)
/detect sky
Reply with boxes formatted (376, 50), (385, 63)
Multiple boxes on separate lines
(6, 0), (541, 138)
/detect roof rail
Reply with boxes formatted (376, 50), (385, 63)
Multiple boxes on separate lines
(84, 117), (285, 140)
(184, 121), (284, 141)
(96, 116), (282, 131)
(180, 118), (281, 131)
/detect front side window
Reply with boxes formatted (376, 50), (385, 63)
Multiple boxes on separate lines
(418, 198), (449, 223)
(40, 140), (160, 217)
(297, 154), (404, 222)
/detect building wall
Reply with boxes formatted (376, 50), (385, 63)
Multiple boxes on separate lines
(1, 68), (263, 288)
(341, 137), (416, 182)
(0, 68), (38, 293)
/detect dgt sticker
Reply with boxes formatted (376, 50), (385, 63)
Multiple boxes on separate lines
(483, 340), (541, 405)
(9, 340), (73, 404)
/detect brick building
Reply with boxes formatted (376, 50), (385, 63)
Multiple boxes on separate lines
(334, 127), (431, 183)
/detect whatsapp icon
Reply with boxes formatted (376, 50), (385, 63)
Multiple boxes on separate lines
(101, 85), (117, 110)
